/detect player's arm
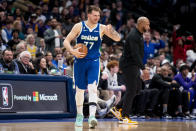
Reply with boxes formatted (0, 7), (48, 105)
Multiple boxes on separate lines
(101, 24), (121, 42)
(63, 23), (85, 58)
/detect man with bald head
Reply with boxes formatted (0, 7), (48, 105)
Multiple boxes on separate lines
(110, 17), (150, 124)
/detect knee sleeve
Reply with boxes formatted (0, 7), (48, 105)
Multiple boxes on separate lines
(88, 81), (98, 105)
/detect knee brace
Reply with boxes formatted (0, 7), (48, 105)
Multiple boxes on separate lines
(88, 81), (98, 105)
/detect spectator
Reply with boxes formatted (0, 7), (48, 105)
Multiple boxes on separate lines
(45, 51), (56, 71)
(164, 44), (173, 62)
(37, 38), (46, 55)
(0, 33), (6, 52)
(143, 32), (165, 64)
(41, 3), (50, 20)
(149, 65), (174, 118)
(121, 17), (136, 39)
(35, 57), (48, 75)
(7, 29), (20, 51)
(26, 27), (34, 35)
(26, 34), (37, 59)
(14, 41), (27, 59)
(13, 20), (25, 40)
(0, 0), (8, 11)
(7, 13), (14, 23)
(175, 59), (184, 72)
(44, 18), (63, 54)
(50, 6), (60, 21)
(186, 49), (196, 67)
(131, 67), (159, 118)
(26, 13), (37, 30)
(52, 52), (66, 72)
(37, 19), (48, 38)
(100, 50), (109, 68)
(16, 51), (35, 74)
(35, 7), (46, 24)
(102, 60), (126, 104)
(110, 0), (126, 31)
(1, 20), (13, 43)
(172, 25), (193, 65)
(174, 64), (196, 117)
(101, 8), (111, 25)
(0, 49), (18, 73)
(59, 8), (69, 23)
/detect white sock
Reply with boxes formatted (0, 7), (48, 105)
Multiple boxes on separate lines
(90, 105), (97, 117)
(88, 82), (97, 117)
(75, 87), (85, 115)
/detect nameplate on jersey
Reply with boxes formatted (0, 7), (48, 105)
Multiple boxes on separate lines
(81, 35), (98, 41)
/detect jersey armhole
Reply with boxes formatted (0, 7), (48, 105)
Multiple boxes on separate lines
(99, 23), (103, 40)
(75, 22), (83, 40)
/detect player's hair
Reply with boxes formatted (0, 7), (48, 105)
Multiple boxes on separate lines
(107, 60), (119, 71)
(87, 5), (101, 14)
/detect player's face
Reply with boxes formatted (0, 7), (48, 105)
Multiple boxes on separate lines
(142, 20), (150, 33)
(88, 10), (100, 24)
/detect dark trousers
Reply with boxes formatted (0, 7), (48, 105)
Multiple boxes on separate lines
(116, 65), (141, 117)
(168, 89), (189, 114)
(132, 90), (147, 114)
(133, 88), (159, 114)
(145, 88), (159, 111)
(158, 88), (170, 105)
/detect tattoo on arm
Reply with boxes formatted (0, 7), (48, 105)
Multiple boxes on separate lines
(109, 27), (120, 37)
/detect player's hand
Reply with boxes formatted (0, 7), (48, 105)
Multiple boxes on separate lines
(70, 47), (86, 58)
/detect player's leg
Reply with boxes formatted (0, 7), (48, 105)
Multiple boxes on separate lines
(87, 59), (100, 128)
(74, 59), (87, 127)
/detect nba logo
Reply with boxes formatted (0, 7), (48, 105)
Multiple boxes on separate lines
(2, 87), (8, 106)
(0, 83), (13, 110)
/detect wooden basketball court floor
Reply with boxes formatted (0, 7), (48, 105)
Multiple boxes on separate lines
(0, 118), (196, 131)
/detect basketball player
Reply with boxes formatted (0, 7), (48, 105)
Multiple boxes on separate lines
(63, 5), (121, 128)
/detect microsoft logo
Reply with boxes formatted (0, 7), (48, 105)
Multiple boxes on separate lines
(33, 91), (39, 102)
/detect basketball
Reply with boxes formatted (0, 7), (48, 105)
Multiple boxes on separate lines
(73, 43), (88, 58)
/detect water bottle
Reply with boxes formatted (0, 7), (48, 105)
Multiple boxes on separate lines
(0, 64), (4, 73)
